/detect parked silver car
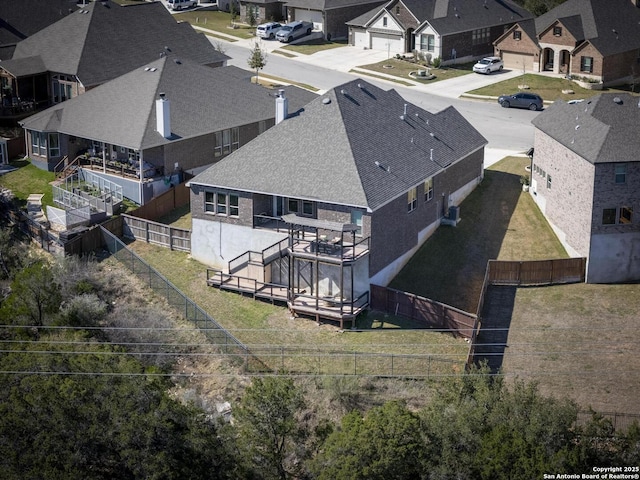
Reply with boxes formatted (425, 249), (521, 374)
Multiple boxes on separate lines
(275, 21), (313, 43)
(498, 92), (544, 111)
(473, 56), (504, 74)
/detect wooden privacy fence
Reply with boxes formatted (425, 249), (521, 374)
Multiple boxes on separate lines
(122, 214), (190, 252)
(128, 181), (190, 221)
(487, 257), (586, 285)
(370, 284), (477, 339)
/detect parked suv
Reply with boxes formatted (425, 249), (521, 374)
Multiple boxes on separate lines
(170, 0), (197, 11)
(276, 21), (313, 43)
(256, 22), (283, 39)
(473, 56), (504, 74)
(498, 92), (544, 111)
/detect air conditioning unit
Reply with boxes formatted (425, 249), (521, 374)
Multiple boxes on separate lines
(448, 205), (460, 222)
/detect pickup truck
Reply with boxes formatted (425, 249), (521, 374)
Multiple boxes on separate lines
(275, 21), (313, 43)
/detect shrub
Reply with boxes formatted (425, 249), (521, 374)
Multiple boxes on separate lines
(432, 56), (442, 68)
(58, 293), (107, 327)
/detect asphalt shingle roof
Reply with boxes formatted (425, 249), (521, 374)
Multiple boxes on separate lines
(7, 0), (228, 86)
(190, 79), (487, 211)
(533, 0), (640, 56)
(19, 59), (316, 151)
(531, 93), (640, 165)
(0, 0), (78, 58)
(348, 0), (532, 32)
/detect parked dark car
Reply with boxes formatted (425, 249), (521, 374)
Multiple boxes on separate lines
(498, 92), (543, 111)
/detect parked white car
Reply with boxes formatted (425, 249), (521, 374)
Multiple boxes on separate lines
(256, 22), (283, 40)
(472, 56), (504, 74)
(170, 0), (197, 11)
(275, 21), (313, 43)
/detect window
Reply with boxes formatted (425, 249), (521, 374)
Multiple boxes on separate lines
(52, 74), (74, 103)
(420, 34), (435, 52)
(580, 56), (593, 73)
(546, 174), (551, 189)
(222, 129), (231, 154)
(48, 133), (60, 157)
(214, 131), (222, 157)
(127, 149), (140, 163)
(288, 198), (299, 213)
(204, 191), (239, 216)
(602, 208), (617, 225)
(615, 164), (626, 184)
(602, 207), (633, 225)
(424, 178), (433, 201)
(620, 206), (633, 224)
(395, 5), (399, 14)
(232, 127), (239, 150)
(382, 16), (387, 27)
(513, 30), (521, 40)
(351, 210), (363, 236)
(258, 120), (266, 134)
(30, 131), (46, 156)
(214, 128), (239, 157)
(302, 200), (313, 216)
(553, 26), (562, 36)
(472, 27), (490, 45)
(407, 187), (417, 212)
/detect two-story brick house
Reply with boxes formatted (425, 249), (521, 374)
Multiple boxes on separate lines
(187, 79), (487, 324)
(347, 0), (532, 63)
(0, 0), (228, 122)
(529, 93), (640, 283)
(494, 0), (640, 85)
(19, 58), (315, 205)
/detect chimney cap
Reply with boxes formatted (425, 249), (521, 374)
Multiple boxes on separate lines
(159, 92), (166, 99)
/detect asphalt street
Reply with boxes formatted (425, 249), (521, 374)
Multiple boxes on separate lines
(205, 30), (537, 164)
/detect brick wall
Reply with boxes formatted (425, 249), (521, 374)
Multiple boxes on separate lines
(369, 150), (483, 276)
(190, 186), (254, 228)
(496, 26), (539, 55)
(601, 49), (640, 85)
(441, 24), (512, 62)
(592, 162), (640, 236)
(532, 130), (594, 256)
(570, 42), (604, 78)
(538, 21), (578, 48)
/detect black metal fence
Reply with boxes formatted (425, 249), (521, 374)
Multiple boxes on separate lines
(100, 227), (249, 359)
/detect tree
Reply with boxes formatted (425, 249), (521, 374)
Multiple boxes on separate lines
(229, 0), (238, 26)
(247, 42), (267, 84)
(309, 401), (427, 480)
(2, 260), (61, 326)
(246, 6), (257, 29)
(233, 377), (304, 480)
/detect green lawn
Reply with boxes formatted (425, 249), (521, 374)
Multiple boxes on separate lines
(355, 58), (473, 84)
(390, 156), (567, 313)
(468, 73), (636, 102)
(174, 11), (256, 39)
(0, 159), (55, 208)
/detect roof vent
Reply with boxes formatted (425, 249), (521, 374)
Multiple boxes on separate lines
(341, 89), (347, 95)
(375, 161), (390, 172)
(575, 125), (580, 130)
(357, 83), (363, 89)
(613, 97), (623, 104)
(144, 67), (151, 71)
(455, 13), (460, 18)
(322, 97), (331, 104)
(174, 58), (181, 64)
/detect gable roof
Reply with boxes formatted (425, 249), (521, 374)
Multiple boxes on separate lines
(531, 93), (640, 165)
(6, 1), (228, 86)
(19, 58), (316, 151)
(349, 0), (532, 31)
(285, 0), (384, 10)
(189, 79), (487, 211)
(533, 0), (640, 56)
(0, 0), (78, 59)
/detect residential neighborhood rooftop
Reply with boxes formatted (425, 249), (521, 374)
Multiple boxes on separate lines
(3, 0), (228, 87)
(531, 93), (640, 164)
(19, 58), (317, 151)
(189, 78), (487, 211)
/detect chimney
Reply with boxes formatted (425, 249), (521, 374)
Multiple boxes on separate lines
(275, 89), (288, 125)
(156, 92), (171, 139)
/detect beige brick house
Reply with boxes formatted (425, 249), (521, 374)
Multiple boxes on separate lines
(530, 93), (640, 283)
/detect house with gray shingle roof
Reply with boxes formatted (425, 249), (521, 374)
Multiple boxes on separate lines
(0, 0), (79, 61)
(187, 78), (486, 325)
(529, 93), (640, 283)
(0, 0), (228, 122)
(19, 57), (316, 205)
(347, 0), (532, 62)
(494, 0), (640, 85)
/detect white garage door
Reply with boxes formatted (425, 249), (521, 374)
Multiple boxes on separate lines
(502, 52), (534, 71)
(370, 33), (403, 54)
(294, 8), (323, 31)
(353, 31), (367, 49)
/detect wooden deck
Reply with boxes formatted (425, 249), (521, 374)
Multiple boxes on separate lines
(289, 238), (369, 263)
(206, 268), (369, 328)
